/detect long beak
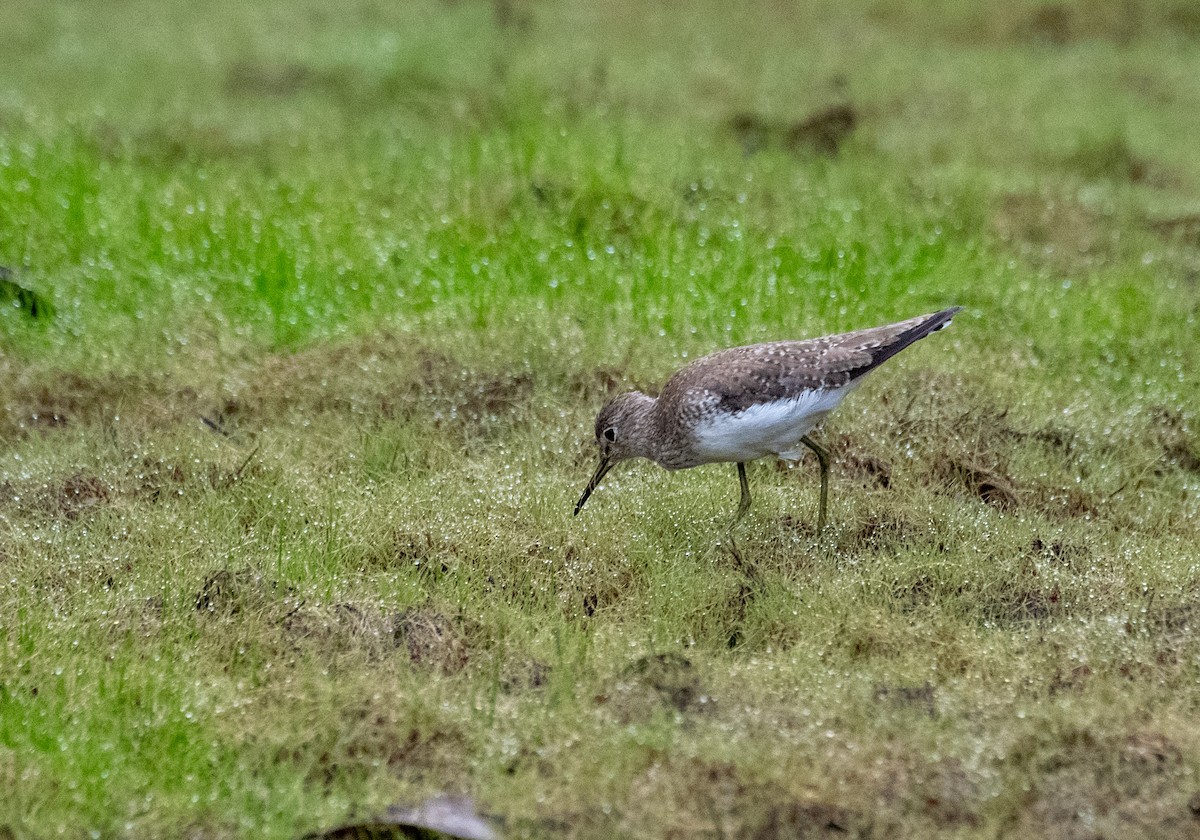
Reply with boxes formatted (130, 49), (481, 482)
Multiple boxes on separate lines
(574, 455), (614, 515)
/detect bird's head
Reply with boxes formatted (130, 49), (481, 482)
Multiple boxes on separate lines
(574, 391), (656, 515)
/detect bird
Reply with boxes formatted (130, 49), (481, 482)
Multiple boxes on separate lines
(573, 306), (962, 533)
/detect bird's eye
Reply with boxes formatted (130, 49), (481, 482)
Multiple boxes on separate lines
(603, 427), (617, 442)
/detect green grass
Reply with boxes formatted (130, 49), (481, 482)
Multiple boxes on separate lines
(3, 0), (1200, 837)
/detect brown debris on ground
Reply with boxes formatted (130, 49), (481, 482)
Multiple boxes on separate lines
(195, 568), (285, 616)
(622, 750), (988, 838)
(979, 586), (1063, 624)
(1148, 212), (1200, 247)
(990, 191), (1113, 271)
(567, 364), (625, 402)
(751, 799), (866, 839)
(848, 511), (920, 552)
(828, 433), (893, 489)
(1007, 727), (1197, 840)
(599, 653), (713, 722)
(392, 607), (471, 675)
(0, 370), (184, 438)
(53, 473), (112, 519)
(728, 103), (858, 157)
(283, 602), (404, 661)
(1151, 406), (1200, 474)
(932, 454), (1020, 510)
(225, 61), (315, 97)
(288, 700), (468, 787)
(874, 682), (937, 718)
(786, 104), (858, 156)
(1007, 2), (1200, 46)
(0, 334), (545, 446)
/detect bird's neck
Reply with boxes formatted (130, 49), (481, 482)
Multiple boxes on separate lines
(625, 394), (664, 463)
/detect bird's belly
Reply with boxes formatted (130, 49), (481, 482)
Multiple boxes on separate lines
(688, 385), (854, 464)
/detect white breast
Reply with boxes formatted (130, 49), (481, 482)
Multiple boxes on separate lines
(690, 382), (858, 464)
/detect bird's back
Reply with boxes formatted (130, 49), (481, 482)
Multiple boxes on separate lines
(658, 307), (961, 418)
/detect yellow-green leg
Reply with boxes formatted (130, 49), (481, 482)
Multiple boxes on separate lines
(800, 435), (829, 535)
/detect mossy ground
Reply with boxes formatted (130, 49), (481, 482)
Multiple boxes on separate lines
(2, 1), (1200, 837)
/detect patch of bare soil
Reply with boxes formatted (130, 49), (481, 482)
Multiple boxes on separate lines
(720, 580), (757, 649)
(225, 61), (315, 97)
(1006, 2), (1200, 45)
(751, 799), (868, 839)
(728, 103), (858, 157)
(566, 364), (626, 403)
(15, 473), (114, 520)
(3, 334), (543, 445)
(831, 434), (893, 490)
(1151, 406), (1200, 474)
(567, 571), (638, 622)
(1125, 592), (1200, 650)
(1048, 663), (1094, 697)
(99, 596), (166, 644)
(990, 191), (1114, 272)
(626, 751), (987, 838)
(57, 473), (113, 518)
(392, 607), (471, 675)
(931, 453), (1020, 510)
(841, 510), (922, 555)
(500, 658), (550, 693)
(86, 118), (270, 166)
(979, 585), (1063, 624)
(282, 602), (402, 662)
(128, 455), (189, 501)
(515, 540), (641, 622)
(1148, 213), (1200, 248)
(1006, 728), (1197, 840)
(289, 699), (467, 787)
(1016, 3), (1077, 44)
(892, 574), (941, 613)
(1061, 133), (1167, 186)
(1029, 536), (1088, 572)
(786, 104), (858, 156)
(882, 380), (1102, 523)
(1, 449), (263, 523)
(874, 682), (936, 718)
(194, 568), (287, 616)
(233, 341), (536, 438)
(416, 350), (534, 433)
(0, 370), (185, 438)
(360, 527), (458, 579)
(623, 757), (877, 839)
(598, 653), (713, 722)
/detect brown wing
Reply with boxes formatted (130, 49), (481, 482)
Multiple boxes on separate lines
(661, 307), (961, 414)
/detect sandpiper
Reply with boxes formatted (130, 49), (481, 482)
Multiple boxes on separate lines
(574, 306), (962, 533)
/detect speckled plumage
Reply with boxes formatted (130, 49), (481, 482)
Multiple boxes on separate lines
(574, 307), (962, 530)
